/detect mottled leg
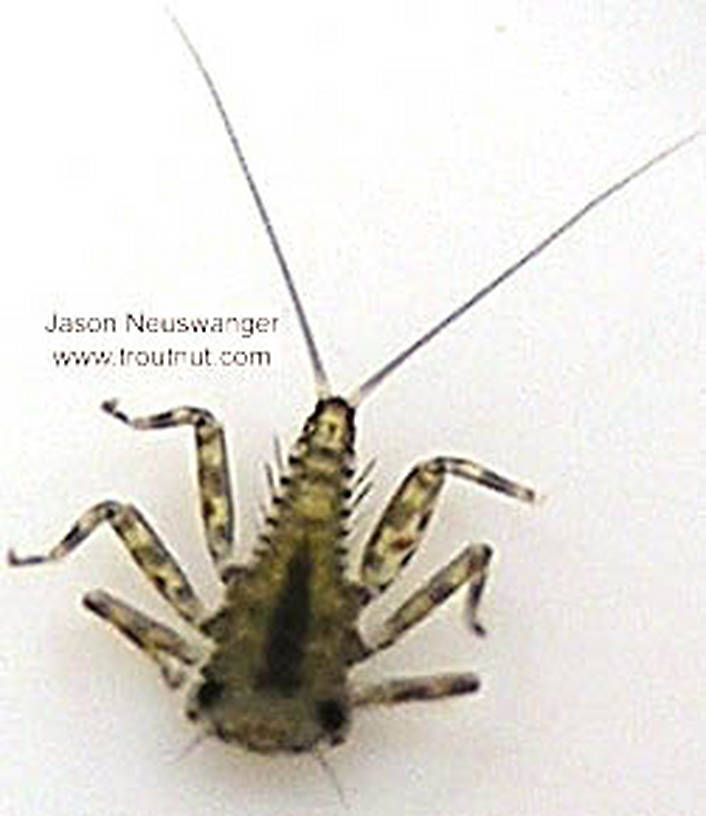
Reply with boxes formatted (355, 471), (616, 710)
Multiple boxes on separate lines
(360, 455), (535, 597)
(358, 543), (492, 661)
(8, 500), (204, 625)
(102, 400), (234, 579)
(83, 589), (204, 688)
(352, 672), (481, 707)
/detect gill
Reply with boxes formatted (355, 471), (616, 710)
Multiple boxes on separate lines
(168, 12), (700, 411)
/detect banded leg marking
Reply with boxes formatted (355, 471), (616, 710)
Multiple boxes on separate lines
(352, 671), (481, 707)
(102, 400), (235, 578)
(361, 455), (535, 597)
(83, 589), (204, 688)
(360, 543), (492, 661)
(8, 500), (204, 624)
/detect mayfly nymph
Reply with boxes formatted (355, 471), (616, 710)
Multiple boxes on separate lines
(8, 12), (699, 756)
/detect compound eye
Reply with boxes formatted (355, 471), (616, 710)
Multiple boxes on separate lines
(316, 698), (348, 735)
(196, 678), (225, 708)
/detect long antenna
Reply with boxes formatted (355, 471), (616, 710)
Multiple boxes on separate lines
(168, 10), (331, 398)
(348, 131), (701, 406)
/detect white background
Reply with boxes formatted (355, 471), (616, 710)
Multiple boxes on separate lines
(1, 2), (704, 815)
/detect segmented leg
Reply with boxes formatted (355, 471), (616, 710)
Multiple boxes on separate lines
(358, 543), (492, 661)
(8, 500), (204, 625)
(361, 455), (535, 597)
(352, 672), (481, 707)
(83, 589), (204, 688)
(102, 400), (234, 579)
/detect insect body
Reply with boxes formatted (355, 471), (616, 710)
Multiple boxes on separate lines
(8, 15), (699, 755)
